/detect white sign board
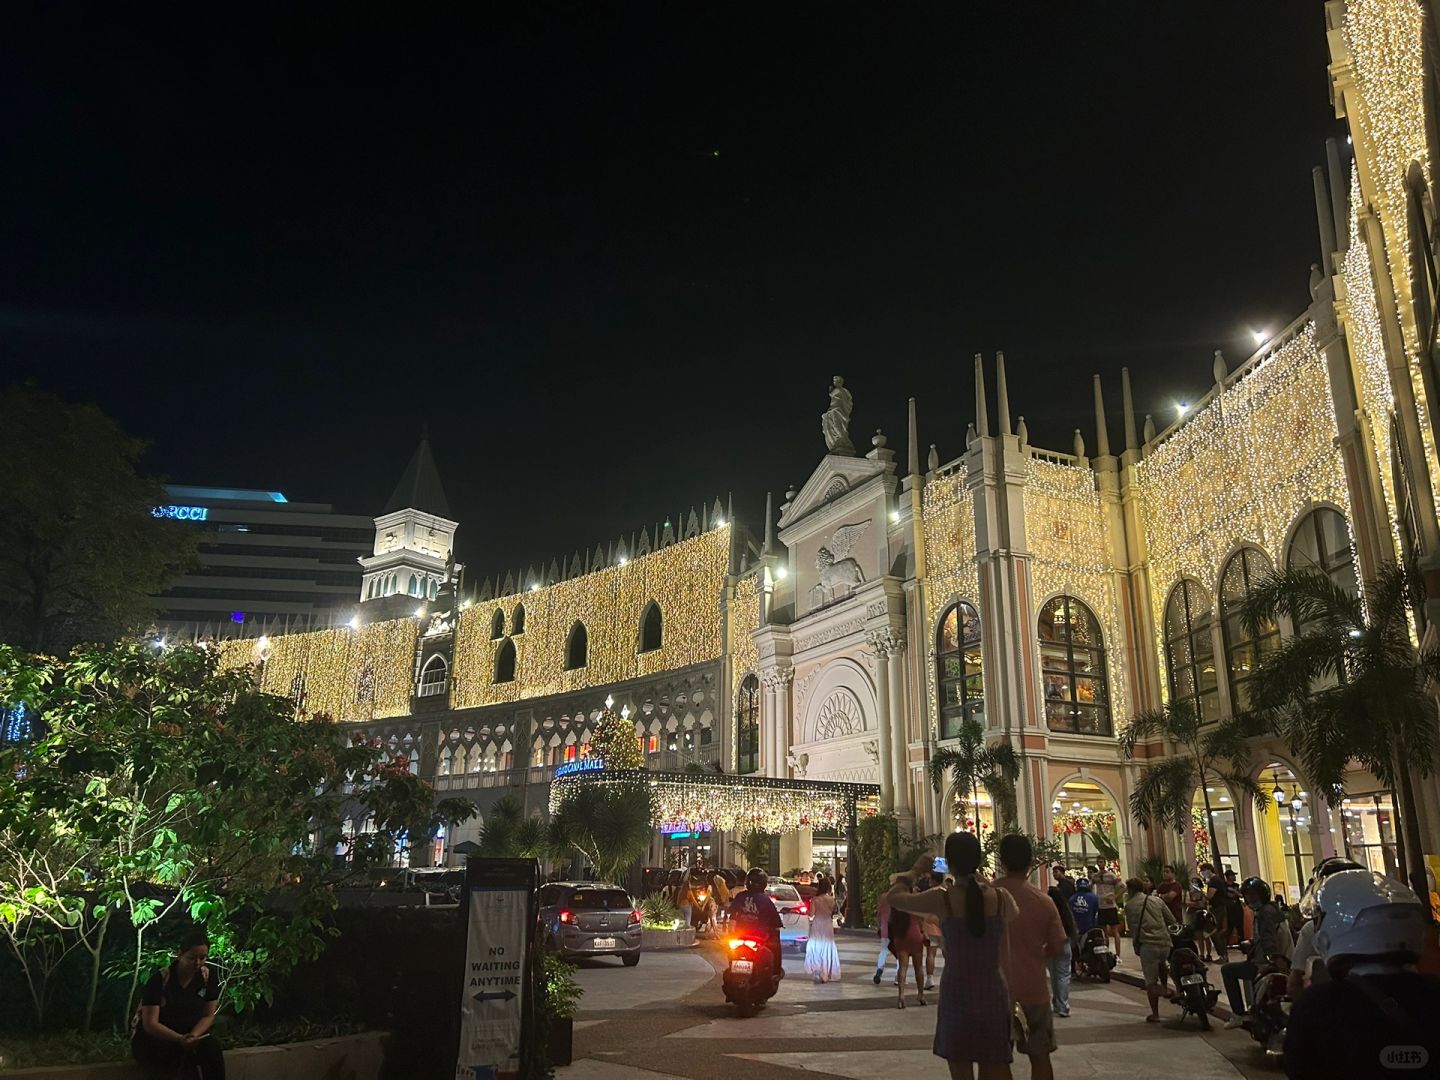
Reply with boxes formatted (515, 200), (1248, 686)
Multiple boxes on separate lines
(455, 885), (528, 1080)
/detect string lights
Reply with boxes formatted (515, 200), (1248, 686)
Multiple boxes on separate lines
(1134, 323), (1351, 690)
(921, 463), (978, 741)
(549, 768), (880, 834)
(451, 526), (729, 710)
(728, 571), (762, 771)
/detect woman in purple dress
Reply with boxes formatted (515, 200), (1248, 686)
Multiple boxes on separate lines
(888, 831), (1018, 1080)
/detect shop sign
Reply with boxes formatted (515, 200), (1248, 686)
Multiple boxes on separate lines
(553, 758), (605, 779)
(152, 504), (209, 521)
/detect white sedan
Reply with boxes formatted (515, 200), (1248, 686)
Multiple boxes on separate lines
(766, 883), (811, 944)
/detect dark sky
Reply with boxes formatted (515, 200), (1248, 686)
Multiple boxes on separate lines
(2, 2), (1340, 577)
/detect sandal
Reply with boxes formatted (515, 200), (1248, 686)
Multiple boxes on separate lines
(916, 996), (929, 1006)
(897, 998), (906, 1009)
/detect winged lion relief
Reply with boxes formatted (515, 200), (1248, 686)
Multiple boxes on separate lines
(811, 520), (869, 606)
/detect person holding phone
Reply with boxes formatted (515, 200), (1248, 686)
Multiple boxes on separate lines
(132, 928), (225, 1079)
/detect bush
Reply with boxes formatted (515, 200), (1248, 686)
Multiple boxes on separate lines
(637, 893), (681, 929)
(856, 815), (900, 927)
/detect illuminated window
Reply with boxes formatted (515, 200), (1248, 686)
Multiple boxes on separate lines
(565, 621), (588, 670)
(639, 601), (663, 653)
(1220, 547), (1279, 711)
(647, 734), (659, 754)
(1038, 596), (1111, 736)
(418, 654), (449, 698)
(936, 602), (984, 739)
(737, 673), (760, 773)
(1164, 581), (1220, 722)
(564, 744), (577, 762)
(494, 638), (517, 683)
(1286, 508), (1358, 600)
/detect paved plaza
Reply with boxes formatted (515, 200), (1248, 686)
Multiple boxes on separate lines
(562, 932), (1280, 1079)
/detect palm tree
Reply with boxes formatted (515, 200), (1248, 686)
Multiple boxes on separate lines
(1119, 700), (1268, 868)
(549, 780), (657, 885)
(1241, 563), (1439, 908)
(476, 794), (553, 859)
(928, 716), (1021, 831)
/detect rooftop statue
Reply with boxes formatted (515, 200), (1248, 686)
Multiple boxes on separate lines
(821, 375), (855, 455)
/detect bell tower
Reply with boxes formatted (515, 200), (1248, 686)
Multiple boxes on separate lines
(358, 432), (461, 619)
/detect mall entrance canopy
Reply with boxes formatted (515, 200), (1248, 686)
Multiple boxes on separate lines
(550, 765), (881, 925)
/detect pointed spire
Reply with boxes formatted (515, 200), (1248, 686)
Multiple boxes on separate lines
(928, 444), (939, 471)
(384, 431), (451, 517)
(1121, 367), (1139, 451)
(1072, 429), (1085, 459)
(907, 397), (920, 477)
(711, 496), (725, 525)
(1092, 374), (1111, 457)
(1143, 414), (1156, 444)
(966, 422), (978, 448)
(1212, 349), (1228, 387)
(974, 353), (990, 438)
(995, 351), (1012, 435)
(763, 491), (775, 555)
(1017, 416), (1029, 446)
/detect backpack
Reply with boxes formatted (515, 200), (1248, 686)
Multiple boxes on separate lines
(130, 964), (209, 1040)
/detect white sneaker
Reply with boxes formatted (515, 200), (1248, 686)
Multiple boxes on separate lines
(1223, 1014), (1248, 1030)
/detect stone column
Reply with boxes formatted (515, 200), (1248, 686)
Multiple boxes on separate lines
(762, 668), (794, 778)
(762, 680), (777, 777)
(868, 631), (895, 811)
(886, 637), (910, 816)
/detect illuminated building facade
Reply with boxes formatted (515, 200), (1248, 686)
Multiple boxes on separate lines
(218, 0), (1440, 891)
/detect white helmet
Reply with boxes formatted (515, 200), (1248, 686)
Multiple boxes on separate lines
(1313, 869), (1428, 971)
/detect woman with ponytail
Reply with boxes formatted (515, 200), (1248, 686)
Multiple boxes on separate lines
(887, 831), (1019, 1079)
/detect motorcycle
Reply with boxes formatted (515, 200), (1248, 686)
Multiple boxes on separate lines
(1074, 927), (1115, 982)
(690, 888), (714, 935)
(721, 929), (780, 1017)
(1244, 965), (1291, 1058)
(1166, 923), (1219, 1030)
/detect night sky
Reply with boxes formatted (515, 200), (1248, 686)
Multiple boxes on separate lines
(2, 2), (1340, 576)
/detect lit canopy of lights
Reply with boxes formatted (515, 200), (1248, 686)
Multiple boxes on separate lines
(549, 768), (880, 834)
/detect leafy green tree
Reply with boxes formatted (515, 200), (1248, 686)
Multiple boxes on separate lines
(737, 830), (772, 870)
(0, 639), (475, 1030)
(1241, 563), (1438, 908)
(927, 716), (1021, 830)
(1119, 699), (1267, 869)
(548, 781), (656, 886)
(476, 795), (553, 859)
(0, 388), (196, 652)
(588, 709), (644, 770)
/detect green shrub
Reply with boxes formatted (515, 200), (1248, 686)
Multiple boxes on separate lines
(638, 893), (681, 929)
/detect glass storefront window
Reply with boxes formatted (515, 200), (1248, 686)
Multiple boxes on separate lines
(1051, 780), (1120, 872)
(1165, 581), (1221, 722)
(737, 674), (760, 774)
(1221, 548), (1280, 712)
(1258, 763), (1313, 903)
(1038, 596), (1112, 736)
(1342, 792), (1400, 879)
(937, 602), (985, 739)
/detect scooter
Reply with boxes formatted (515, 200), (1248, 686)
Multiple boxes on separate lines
(1074, 927), (1115, 982)
(1244, 965), (1291, 1058)
(1166, 923), (1219, 1030)
(721, 929), (781, 1017)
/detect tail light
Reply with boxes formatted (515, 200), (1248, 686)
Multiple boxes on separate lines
(795, 903), (808, 915)
(558, 910), (573, 924)
(728, 938), (760, 950)
(628, 910), (642, 924)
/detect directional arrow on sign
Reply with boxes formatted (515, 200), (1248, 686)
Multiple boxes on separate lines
(474, 989), (517, 1003)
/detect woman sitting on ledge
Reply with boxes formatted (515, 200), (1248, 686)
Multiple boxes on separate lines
(132, 928), (225, 1080)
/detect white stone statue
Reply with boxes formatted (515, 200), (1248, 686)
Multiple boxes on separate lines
(812, 520), (869, 604)
(821, 375), (855, 455)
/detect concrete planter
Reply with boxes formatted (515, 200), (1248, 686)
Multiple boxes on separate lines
(640, 927), (695, 949)
(0, 1031), (388, 1080)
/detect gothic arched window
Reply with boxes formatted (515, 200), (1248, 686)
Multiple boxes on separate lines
(418, 654), (449, 698)
(937, 602), (984, 740)
(1038, 595), (1111, 735)
(737, 674), (760, 774)
(513, 604), (526, 634)
(407, 574), (419, 597)
(565, 621), (588, 670)
(1220, 547), (1279, 711)
(1164, 580), (1220, 722)
(490, 609), (505, 640)
(639, 601), (663, 653)
(494, 638), (517, 684)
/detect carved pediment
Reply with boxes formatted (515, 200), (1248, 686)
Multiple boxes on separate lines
(778, 454), (891, 533)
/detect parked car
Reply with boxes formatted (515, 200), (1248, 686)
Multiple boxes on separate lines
(766, 881), (810, 944)
(538, 882), (643, 965)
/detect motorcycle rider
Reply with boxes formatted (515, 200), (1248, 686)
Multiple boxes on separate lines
(1068, 876), (1099, 938)
(1287, 856), (1363, 999)
(728, 868), (784, 982)
(1222, 876), (1286, 1028)
(1283, 870), (1440, 1079)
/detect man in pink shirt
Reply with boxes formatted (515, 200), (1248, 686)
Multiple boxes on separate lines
(995, 834), (1070, 1080)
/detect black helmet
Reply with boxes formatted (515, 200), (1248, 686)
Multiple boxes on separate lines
(745, 867), (769, 891)
(1240, 876), (1271, 905)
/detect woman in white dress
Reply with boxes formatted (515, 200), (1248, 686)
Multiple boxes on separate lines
(805, 879), (842, 982)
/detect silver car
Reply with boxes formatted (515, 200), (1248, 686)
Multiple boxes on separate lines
(538, 882), (642, 965)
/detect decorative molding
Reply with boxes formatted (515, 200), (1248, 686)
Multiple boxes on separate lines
(760, 668), (794, 691)
(814, 688), (865, 740)
(865, 599), (888, 619)
(864, 628), (904, 658)
(795, 617), (865, 652)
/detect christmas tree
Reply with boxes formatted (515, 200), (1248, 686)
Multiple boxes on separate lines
(589, 708), (643, 770)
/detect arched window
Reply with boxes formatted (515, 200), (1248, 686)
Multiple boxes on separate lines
(428, 578), (438, 600)
(385, 574), (396, 596)
(494, 638), (517, 683)
(438, 744), (453, 776)
(565, 621), (588, 670)
(418, 654), (449, 698)
(639, 601), (663, 653)
(937, 601), (984, 740)
(1164, 581), (1220, 722)
(513, 604), (526, 634)
(490, 609), (505, 640)
(1287, 508), (1358, 599)
(1220, 547), (1280, 711)
(408, 574), (418, 597)
(1038, 596), (1111, 736)
(737, 674), (760, 774)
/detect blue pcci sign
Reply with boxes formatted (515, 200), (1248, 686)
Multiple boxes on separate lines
(152, 505), (209, 521)
(552, 758), (605, 779)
